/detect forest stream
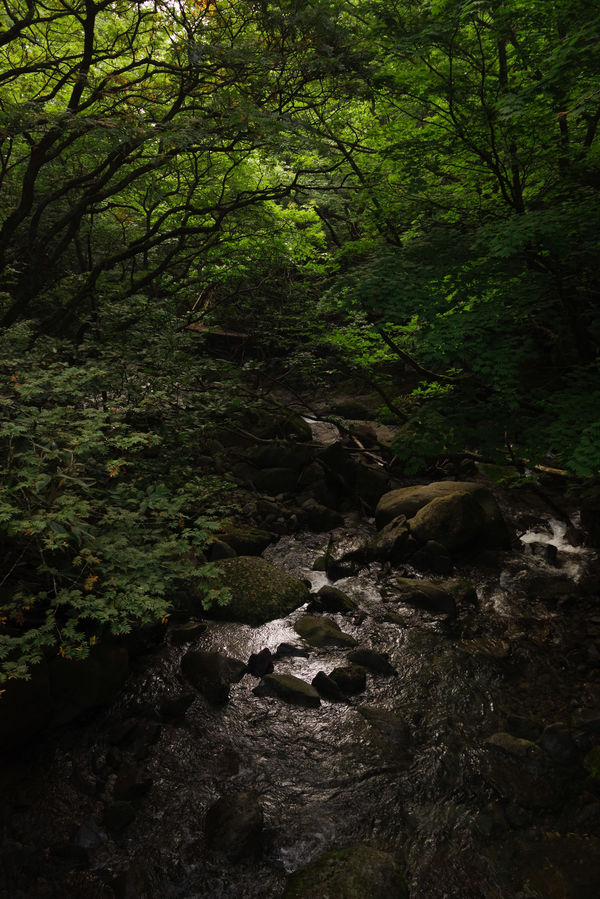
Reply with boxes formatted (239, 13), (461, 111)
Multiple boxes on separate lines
(2, 417), (600, 899)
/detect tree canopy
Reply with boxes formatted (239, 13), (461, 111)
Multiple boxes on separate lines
(1, 0), (599, 681)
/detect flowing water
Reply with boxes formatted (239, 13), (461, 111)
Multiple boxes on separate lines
(2, 502), (599, 898)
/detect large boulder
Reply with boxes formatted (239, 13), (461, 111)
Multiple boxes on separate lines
(209, 556), (309, 625)
(375, 481), (510, 551)
(215, 525), (273, 556)
(284, 845), (408, 899)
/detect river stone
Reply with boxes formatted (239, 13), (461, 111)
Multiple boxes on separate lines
(312, 671), (347, 702)
(375, 481), (510, 549)
(485, 732), (542, 760)
(216, 525), (273, 556)
(312, 585), (357, 614)
(294, 615), (358, 648)
(368, 515), (410, 563)
(329, 665), (366, 695)
(209, 556), (309, 625)
(389, 577), (457, 617)
(204, 791), (264, 859)
(348, 649), (396, 676)
(408, 492), (486, 552)
(512, 834), (600, 899)
(283, 844), (408, 899)
(252, 673), (320, 707)
(299, 498), (345, 531)
(181, 650), (246, 704)
(325, 529), (370, 579)
(247, 648), (274, 677)
(273, 642), (310, 660)
(207, 537), (237, 560)
(411, 539), (454, 575)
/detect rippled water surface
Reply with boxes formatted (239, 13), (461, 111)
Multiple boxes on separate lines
(3, 505), (599, 898)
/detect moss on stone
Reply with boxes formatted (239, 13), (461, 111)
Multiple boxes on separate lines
(211, 556), (309, 626)
(284, 845), (408, 899)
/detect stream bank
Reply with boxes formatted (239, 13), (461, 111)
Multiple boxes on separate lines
(1, 397), (600, 898)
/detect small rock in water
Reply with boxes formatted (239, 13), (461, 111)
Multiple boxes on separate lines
(329, 665), (367, 695)
(252, 673), (320, 708)
(169, 620), (207, 645)
(273, 642), (309, 660)
(312, 671), (347, 702)
(348, 648), (397, 675)
(247, 648), (274, 677)
(308, 584), (357, 614)
(181, 650), (247, 705)
(294, 615), (358, 648)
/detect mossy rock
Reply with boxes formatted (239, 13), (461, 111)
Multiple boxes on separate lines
(216, 525), (273, 556)
(253, 673), (320, 708)
(211, 556), (309, 625)
(294, 615), (358, 648)
(284, 845), (408, 899)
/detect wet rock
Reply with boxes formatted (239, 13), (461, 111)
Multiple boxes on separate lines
(207, 556), (310, 625)
(411, 539), (454, 575)
(348, 649), (397, 676)
(357, 707), (411, 749)
(312, 671), (347, 702)
(480, 751), (560, 810)
(310, 584), (357, 614)
(284, 844), (408, 899)
(298, 498), (344, 531)
(205, 791), (264, 859)
(409, 492), (486, 552)
(525, 573), (577, 601)
(217, 525), (273, 556)
(252, 673), (320, 708)
(273, 642), (310, 660)
(485, 732), (542, 760)
(353, 463), (392, 510)
(375, 481), (510, 549)
(207, 538), (237, 560)
(169, 620), (207, 645)
(525, 541), (559, 565)
(158, 693), (195, 721)
(368, 515), (410, 563)
(247, 648), (274, 677)
(102, 801), (136, 832)
(294, 615), (358, 648)
(329, 665), (366, 695)
(539, 723), (578, 762)
(325, 529), (370, 580)
(312, 554), (327, 571)
(388, 577), (457, 617)
(181, 650), (246, 704)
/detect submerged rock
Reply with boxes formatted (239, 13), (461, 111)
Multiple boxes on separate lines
(208, 556), (310, 625)
(294, 615), (358, 648)
(284, 844), (408, 899)
(357, 706), (411, 749)
(252, 673), (320, 708)
(181, 650), (246, 704)
(204, 791), (264, 859)
(247, 648), (274, 677)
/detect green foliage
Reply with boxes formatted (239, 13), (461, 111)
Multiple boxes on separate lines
(0, 319), (234, 683)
